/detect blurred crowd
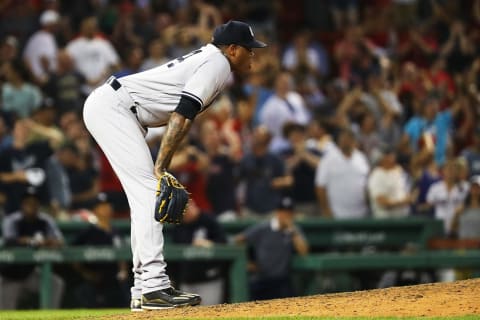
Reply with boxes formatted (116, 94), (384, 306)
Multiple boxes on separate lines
(1, 0), (480, 238)
(1, 0), (480, 309)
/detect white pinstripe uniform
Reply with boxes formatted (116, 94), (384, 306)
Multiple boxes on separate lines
(83, 43), (231, 298)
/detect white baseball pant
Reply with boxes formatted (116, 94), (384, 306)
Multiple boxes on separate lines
(83, 80), (171, 298)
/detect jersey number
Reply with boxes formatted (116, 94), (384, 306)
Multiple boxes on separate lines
(167, 49), (202, 68)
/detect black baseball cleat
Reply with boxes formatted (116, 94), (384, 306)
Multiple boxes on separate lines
(141, 287), (201, 310)
(130, 298), (143, 312)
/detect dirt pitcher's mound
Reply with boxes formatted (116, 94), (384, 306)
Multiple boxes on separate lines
(121, 279), (480, 319)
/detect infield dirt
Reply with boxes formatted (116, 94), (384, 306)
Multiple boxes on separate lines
(111, 278), (480, 319)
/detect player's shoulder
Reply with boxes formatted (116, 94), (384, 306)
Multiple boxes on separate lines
(199, 44), (230, 67)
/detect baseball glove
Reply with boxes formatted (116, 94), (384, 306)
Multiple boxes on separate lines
(154, 171), (189, 224)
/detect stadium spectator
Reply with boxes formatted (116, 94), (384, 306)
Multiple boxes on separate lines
(368, 146), (412, 218)
(0, 120), (52, 214)
(329, 0), (359, 31)
(22, 10), (60, 85)
(45, 143), (78, 218)
(410, 151), (441, 217)
(0, 116), (12, 154)
(461, 127), (480, 178)
(28, 104), (65, 150)
(333, 25), (375, 84)
(200, 120), (238, 221)
(67, 152), (99, 212)
(66, 16), (120, 95)
(0, 188), (64, 309)
(306, 116), (336, 156)
(0, 35), (19, 68)
(282, 29), (329, 78)
(113, 45), (144, 78)
(140, 38), (169, 71)
(439, 20), (476, 75)
(280, 123), (321, 217)
(315, 128), (370, 218)
(71, 193), (129, 308)
(206, 94), (242, 161)
(43, 50), (86, 113)
(234, 196), (309, 300)
(402, 96), (460, 166)
(259, 71), (310, 153)
(458, 175), (480, 239)
(397, 24), (439, 69)
(426, 159), (469, 237)
(172, 199), (227, 305)
(237, 126), (292, 217)
(2, 59), (43, 119)
(170, 138), (212, 213)
(353, 112), (385, 164)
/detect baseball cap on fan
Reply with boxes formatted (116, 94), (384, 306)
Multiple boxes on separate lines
(40, 10), (60, 26)
(212, 21), (267, 49)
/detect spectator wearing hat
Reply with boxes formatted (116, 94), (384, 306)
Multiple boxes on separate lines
(71, 193), (129, 308)
(22, 10), (60, 85)
(368, 146), (412, 219)
(0, 188), (64, 309)
(234, 196), (309, 300)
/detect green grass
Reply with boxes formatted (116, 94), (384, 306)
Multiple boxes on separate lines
(0, 310), (479, 320)
(0, 309), (127, 320)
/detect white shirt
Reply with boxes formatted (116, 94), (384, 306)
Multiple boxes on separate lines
(23, 30), (58, 79)
(368, 166), (410, 218)
(315, 148), (370, 219)
(282, 47), (320, 72)
(66, 36), (119, 93)
(426, 181), (469, 234)
(119, 44), (231, 127)
(259, 92), (310, 152)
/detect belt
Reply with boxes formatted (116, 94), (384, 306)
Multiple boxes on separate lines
(106, 76), (143, 128)
(106, 76), (121, 91)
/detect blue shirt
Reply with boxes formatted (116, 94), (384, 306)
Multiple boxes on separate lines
(404, 111), (452, 165)
(2, 83), (42, 118)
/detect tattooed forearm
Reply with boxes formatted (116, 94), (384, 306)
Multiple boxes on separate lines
(155, 112), (192, 177)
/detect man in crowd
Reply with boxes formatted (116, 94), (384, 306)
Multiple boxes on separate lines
(235, 196), (309, 300)
(0, 188), (64, 309)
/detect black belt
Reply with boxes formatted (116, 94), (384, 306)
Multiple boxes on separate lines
(130, 105), (138, 115)
(107, 77), (143, 126)
(107, 76), (121, 91)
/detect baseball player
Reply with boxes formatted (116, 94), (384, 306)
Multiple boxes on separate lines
(83, 21), (266, 311)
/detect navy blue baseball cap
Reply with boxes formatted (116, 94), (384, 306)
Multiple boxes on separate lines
(277, 196), (295, 211)
(212, 20), (267, 49)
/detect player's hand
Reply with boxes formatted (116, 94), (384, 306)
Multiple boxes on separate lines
(154, 171), (189, 224)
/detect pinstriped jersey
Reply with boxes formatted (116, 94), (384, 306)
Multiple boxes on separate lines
(118, 44), (231, 127)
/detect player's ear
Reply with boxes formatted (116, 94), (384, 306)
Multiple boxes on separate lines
(226, 44), (237, 57)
